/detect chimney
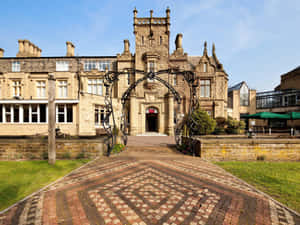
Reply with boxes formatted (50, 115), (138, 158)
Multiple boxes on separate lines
(123, 39), (130, 54)
(29, 43), (34, 56)
(24, 40), (29, 54)
(66, 41), (75, 57)
(17, 39), (42, 57)
(175, 33), (183, 50)
(33, 44), (37, 56)
(37, 48), (42, 57)
(0, 48), (4, 57)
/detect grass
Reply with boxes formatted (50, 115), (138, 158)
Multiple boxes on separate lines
(0, 159), (89, 211)
(215, 161), (300, 213)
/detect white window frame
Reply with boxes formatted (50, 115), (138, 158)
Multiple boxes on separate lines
(36, 81), (46, 97)
(203, 63), (207, 72)
(200, 80), (211, 98)
(12, 61), (20, 72)
(84, 61), (111, 71)
(56, 104), (73, 123)
(12, 80), (21, 97)
(95, 105), (107, 127)
(58, 80), (68, 98)
(88, 79), (103, 95)
(56, 61), (69, 72)
(147, 61), (156, 82)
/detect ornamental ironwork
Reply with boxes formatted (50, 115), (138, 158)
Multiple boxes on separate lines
(102, 68), (200, 156)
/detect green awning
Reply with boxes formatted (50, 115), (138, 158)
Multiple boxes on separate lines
(288, 112), (300, 120)
(245, 112), (290, 119)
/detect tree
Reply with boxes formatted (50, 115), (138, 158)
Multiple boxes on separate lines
(190, 108), (216, 135)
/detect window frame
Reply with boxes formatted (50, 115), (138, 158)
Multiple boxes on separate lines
(56, 104), (73, 123)
(12, 61), (20, 72)
(88, 78), (103, 96)
(36, 80), (46, 98)
(56, 61), (69, 72)
(12, 80), (21, 97)
(58, 80), (68, 98)
(200, 79), (211, 98)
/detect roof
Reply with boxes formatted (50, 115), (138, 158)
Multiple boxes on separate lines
(282, 65), (300, 76)
(228, 81), (246, 92)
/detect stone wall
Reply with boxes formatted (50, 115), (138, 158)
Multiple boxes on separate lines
(0, 137), (106, 160)
(195, 137), (300, 161)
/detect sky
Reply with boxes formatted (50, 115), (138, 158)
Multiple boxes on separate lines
(1, 0), (300, 91)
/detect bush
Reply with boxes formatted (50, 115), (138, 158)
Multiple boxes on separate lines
(76, 152), (85, 159)
(42, 151), (48, 160)
(111, 144), (125, 154)
(61, 152), (71, 159)
(225, 116), (245, 134)
(191, 108), (216, 135)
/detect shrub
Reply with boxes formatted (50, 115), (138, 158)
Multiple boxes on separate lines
(190, 108), (216, 135)
(257, 155), (266, 161)
(42, 151), (48, 160)
(61, 152), (71, 159)
(76, 152), (85, 159)
(226, 116), (245, 134)
(111, 144), (125, 154)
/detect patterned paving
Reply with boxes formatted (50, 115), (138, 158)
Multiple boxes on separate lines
(1, 148), (299, 225)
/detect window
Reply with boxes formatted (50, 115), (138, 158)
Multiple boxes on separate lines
(200, 80), (210, 98)
(36, 81), (46, 97)
(142, 36), (144, 45)
(12, 80), (21, 97)
(12, 61), (20, 72)
(13, 105), (19, 123)
(173, 75), (177, 86)
(160, 36), (163, 45)
(0, 105), (2, 123)
(56, 61), (69, 71)
(240, 84), (249, 106)
(95, 105), (107, 127)
(5, 105), (11, 122)
(84, 61), (111, 71)
(127, 71), (130, 85)
(56, 104), (73, 123)
(88, 79), (103, 95)
(31, 104), (38, 122)
(203, 63), (207, 72)
(23, 105), (29, 122)
(58, 80), (68, 97)
(148, 61), (155, 72)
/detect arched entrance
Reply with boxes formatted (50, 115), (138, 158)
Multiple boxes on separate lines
(146, 107), (158, 132)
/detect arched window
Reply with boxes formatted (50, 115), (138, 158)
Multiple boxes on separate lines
(160, 36), (162, 45)
(240, 83), (249, 106)
(141, 36), (144, 45)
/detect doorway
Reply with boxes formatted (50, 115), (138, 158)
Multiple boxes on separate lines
(146, 107), (158, 132)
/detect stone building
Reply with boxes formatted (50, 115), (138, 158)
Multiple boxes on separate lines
(228, 81), (256, 120)
(0, 9), (229, 136)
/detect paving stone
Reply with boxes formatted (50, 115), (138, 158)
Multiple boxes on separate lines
(0, 143), (299, 225)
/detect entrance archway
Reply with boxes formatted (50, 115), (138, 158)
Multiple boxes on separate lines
(103, 68), (199, 156)
(146, 107), (158, 132)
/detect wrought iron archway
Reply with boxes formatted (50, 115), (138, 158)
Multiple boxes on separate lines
(102, 68), (200, 156)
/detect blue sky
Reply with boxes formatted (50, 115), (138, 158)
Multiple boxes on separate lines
(1, 0), (300, 91)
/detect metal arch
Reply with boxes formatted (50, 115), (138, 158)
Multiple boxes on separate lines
(103, 68), (200, 157)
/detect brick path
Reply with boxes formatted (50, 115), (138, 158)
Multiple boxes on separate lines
(1, 138), (299, 225)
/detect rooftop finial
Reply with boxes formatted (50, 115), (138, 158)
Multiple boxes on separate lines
(203, 41), (207, 56)
(212, 43), (215, 54)
(166, 7), (170, 18)
(150, 9), (153, 17)
(133, 7), (138, 18)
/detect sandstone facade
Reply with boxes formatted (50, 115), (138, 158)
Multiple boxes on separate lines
(0, 9), (228, 136)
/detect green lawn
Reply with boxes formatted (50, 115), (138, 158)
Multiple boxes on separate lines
(215, 161), (300, 213)
(0, 160), (89, 211)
